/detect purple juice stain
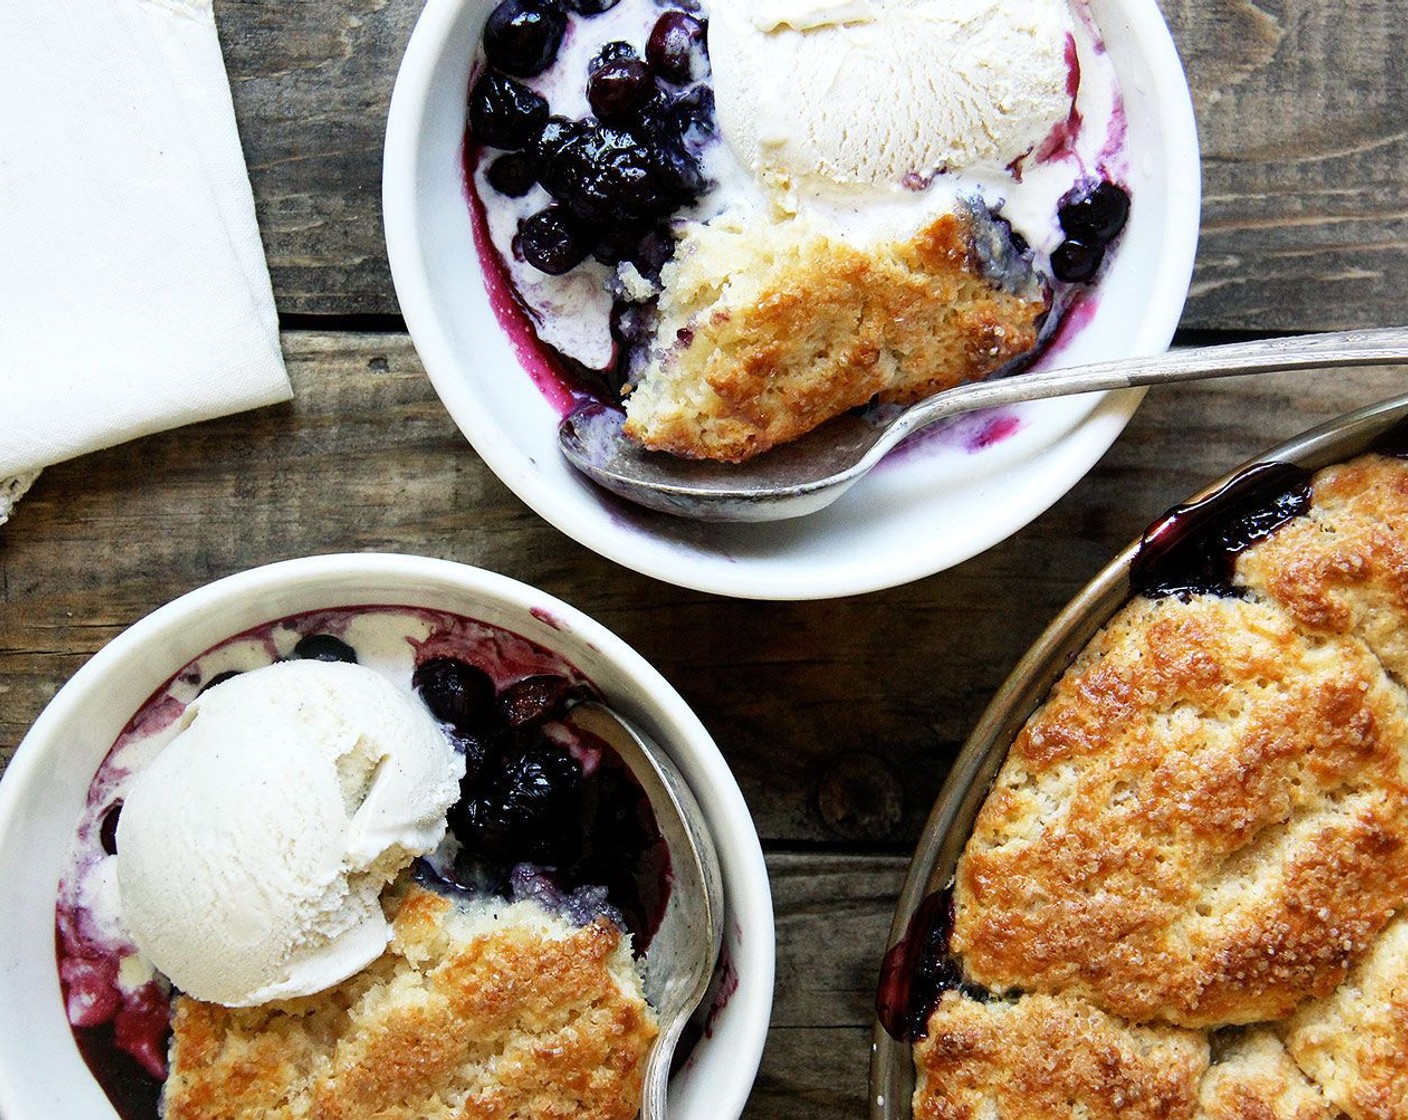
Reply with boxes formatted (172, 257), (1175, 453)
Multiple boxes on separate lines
(1130, 461), (1313, 599)
(876, 888), (981, 1042)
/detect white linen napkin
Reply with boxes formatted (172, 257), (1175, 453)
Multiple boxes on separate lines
(0, 0), (292, 521)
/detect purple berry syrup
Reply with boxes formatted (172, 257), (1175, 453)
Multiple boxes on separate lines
(56, 605), (671, 1120)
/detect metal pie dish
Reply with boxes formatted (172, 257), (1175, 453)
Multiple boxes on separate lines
(869, 392), (1408, 1119)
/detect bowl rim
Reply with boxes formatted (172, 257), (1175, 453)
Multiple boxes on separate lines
(0, 553), (775, 1120)
(381, 0), (1203, 601)
(867, 392), (1408, 1118)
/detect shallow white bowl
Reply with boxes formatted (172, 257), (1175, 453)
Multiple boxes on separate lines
(384, 0), (1200, 599)
(0, 554), (774, 1120)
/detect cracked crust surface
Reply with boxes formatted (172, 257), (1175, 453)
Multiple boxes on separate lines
(1285, 912), (1408, 1120)
(912, 990), (1208, 1120)
(952, 590), (1408, 1028)
(621, 206), (1048, 462)
(162, 884), (657, 1120)
(1198, 1029), (1340, 1120)
(1236, 454), (1408, 687)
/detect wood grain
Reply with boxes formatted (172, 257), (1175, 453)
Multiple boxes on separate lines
(210, 0), (1408, 330)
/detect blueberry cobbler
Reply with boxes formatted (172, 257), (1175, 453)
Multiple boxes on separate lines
(467, 0), (1133, 462)
(57, 607), (672, 1120)
(880, 432), (1408, 1119)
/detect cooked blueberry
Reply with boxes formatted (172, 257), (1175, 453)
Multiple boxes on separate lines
(669, 84), (716, 141)
(589, 40), (637, 73)
(651, 136), (706, 200)
(413, 656), (497, 732)
(498, 674), (574, 726)
(453, 745), (583, 860)
(198, 669), (242, 695)
(629, 226), (676, 279)
(469, 72), (549, 150)
(646, 11), (709, 85)
(588, 58), (656, 124)
(567, 0), (621, 12)
(1058, 181), (1130, 245)
(293, 633), (358, 663)
(486, 151), (537, 197)
(540, 124), (670, 223)
(450, 729), (494, 787)
(530, 115), (586, 176)
(483, 0), (566, 78)
(1051, 238), (1105, 283)
(100, 802), (123, 856)
(592, 222), (648, 265)
(517, 205), (591, 274)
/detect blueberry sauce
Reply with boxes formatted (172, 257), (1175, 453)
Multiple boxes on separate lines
(56, 605), (672, 1120)
(876, 888), (986, 1042)
(1130, 462), (1314, 599)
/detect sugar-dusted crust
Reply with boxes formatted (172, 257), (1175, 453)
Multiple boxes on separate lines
(1237, 453), (1408, 687)
(163, 884), (657, 1120)
(912, 990), (1208, 1120)
(621, 205), (1048, 462)
(1198, 1029), (1341, 1120)
(1284, 912), (1408, 1120)
(952, 591), (1408, 1028)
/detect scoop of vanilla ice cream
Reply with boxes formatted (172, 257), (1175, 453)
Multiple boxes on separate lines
(709, 0), (1074, 188)
(115, 659), (463, 1007)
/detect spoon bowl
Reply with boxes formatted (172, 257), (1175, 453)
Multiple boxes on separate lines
(560, 328), (1408, 523)
(567, 701), (725, 1120)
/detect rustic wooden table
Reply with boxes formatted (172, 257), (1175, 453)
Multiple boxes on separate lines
(3, 1), (1407, 1115)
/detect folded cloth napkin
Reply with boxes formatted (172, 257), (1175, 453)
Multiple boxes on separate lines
(0, 0), (292, 521)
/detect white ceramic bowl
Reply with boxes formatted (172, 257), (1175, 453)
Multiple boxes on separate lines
(0, 554), (774, 1120)
(384, 0), (1200, 599)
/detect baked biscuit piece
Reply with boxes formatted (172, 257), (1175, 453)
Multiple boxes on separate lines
(1197, 1029), (1340, 1120)
(1285, 912), (1408, 1120)
(163, 884), (656, 1120)
(953, 592), (1408, 1028)
(621, 204), (1048, 462)
(1237, 453), (1408, 685)
(912, 990), (1208, 1120)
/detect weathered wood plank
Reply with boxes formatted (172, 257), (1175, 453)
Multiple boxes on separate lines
(213, 0), (1408, 330)
(4, 332), (1404, 844)
(750, 853), (907, 1119)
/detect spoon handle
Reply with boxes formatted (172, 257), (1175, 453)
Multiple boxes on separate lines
(889, 326), (1408, 446)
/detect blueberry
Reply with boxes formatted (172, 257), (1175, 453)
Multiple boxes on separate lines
(452, 745), (583, 861)
(531, 115), (586, 176)
(450, 729), (495, 788)
(567, 0), (621, 12)
(413, 656), (497, 732)
(517, 205), (592, 274)
(669, 84), (716, 143)
(293, 633), (358, 663)
(628, 226), (676, 280)
(651, 135), (706, 200)
(498, 674), (574, 726)
(198, 669), (242, 695)
(589, 40), (637, 73)
(483, 0), (566, 78)
(646, 11), (709, 85)
(486, 151), (537, 197)
(588, 58), (656, 125)
(469, 72), (549, 150)
(99, 802), (123, 856)
(1051, 238), (1105, 284)
(1058, 180), (1130, 246)
(539, 124), (669, 224)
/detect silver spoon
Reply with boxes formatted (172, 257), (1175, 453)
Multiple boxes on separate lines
(567, 701), (724, 1120)
(558, 327), (1408, 523)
